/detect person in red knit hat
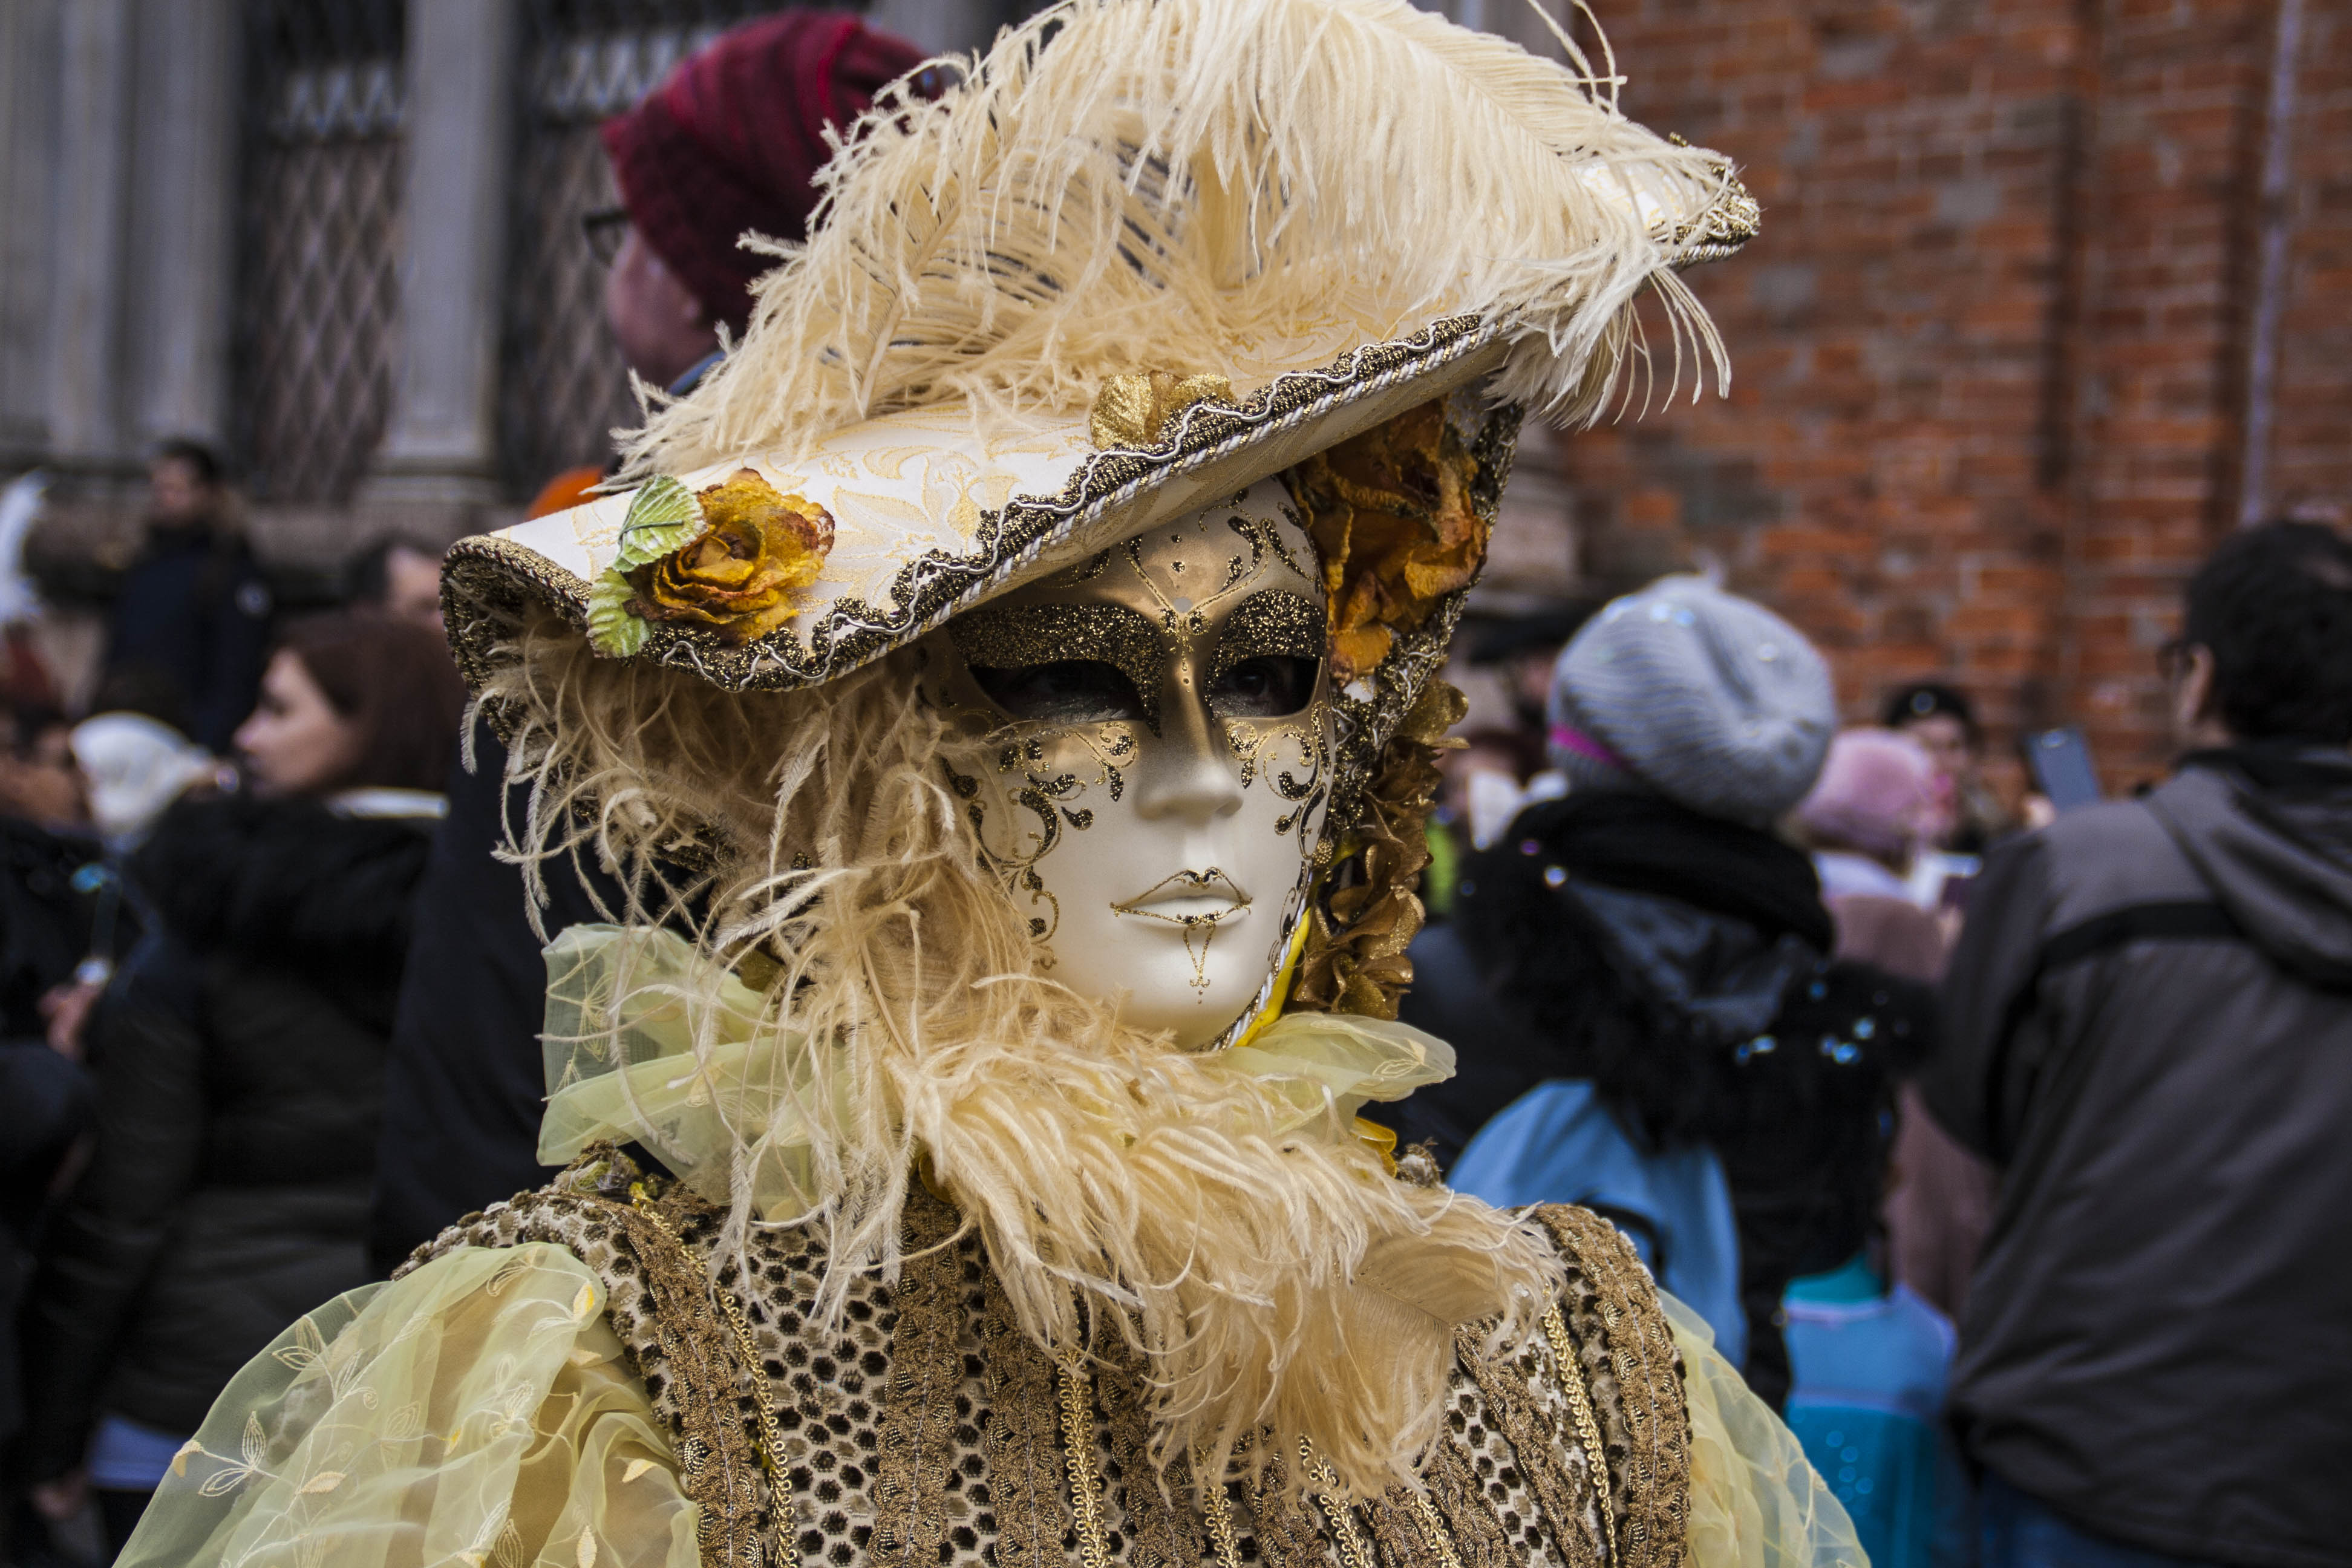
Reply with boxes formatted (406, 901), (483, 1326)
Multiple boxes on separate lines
(599, 10), (929, 392)
(377, 10), (931, 1273)
(529, 10), (930, 520)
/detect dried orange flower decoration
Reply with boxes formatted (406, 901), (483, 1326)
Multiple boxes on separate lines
(1281, 400), (1485, 686)
(627, 470), (834, 646)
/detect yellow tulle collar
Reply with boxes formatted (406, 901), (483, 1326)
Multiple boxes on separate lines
(536, 924), (1452, 1218)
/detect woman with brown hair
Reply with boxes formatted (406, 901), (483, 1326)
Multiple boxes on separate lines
(19, 612), (465, 1555)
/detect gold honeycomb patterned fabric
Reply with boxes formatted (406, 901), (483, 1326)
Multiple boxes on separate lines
(118, 1149), (1861, 1568)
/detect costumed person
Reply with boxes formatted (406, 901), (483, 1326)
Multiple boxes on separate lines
(123, 7), (1859, 1568)
(1394, 580), (1930, 1410)
(371, 10), (933, 1274)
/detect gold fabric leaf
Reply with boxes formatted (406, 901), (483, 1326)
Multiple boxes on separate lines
(298, 1471), (346, 1495)
(627, 469), (835, 646)
(1289, 679), (1463, 1019)
(622, 1457), (656, 1483)
(1088, 369), (1236, 449)
(577, 1529), (599, 1568)
(1281, 399), (1486, 687)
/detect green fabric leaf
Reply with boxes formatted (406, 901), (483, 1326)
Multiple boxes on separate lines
(586, 570), (648, 658)
(610, 475), (702, 571)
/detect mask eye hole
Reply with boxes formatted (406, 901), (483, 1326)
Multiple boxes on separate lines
(969, 659), (1148, 724)
(1206, 655), (1319, 719)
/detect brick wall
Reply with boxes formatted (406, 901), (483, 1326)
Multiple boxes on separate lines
(1517, 0), (2351, 792)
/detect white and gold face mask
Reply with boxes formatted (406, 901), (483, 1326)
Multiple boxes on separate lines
(920, 480), (1330, 1047)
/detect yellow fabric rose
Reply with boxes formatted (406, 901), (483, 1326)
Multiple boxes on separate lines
(1281, 401), (1485, 685)
(627, 469), (834, 645)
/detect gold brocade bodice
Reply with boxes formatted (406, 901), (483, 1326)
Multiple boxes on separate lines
(403, 1152), (1694, 1568)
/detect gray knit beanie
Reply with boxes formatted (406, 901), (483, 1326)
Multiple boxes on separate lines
(1545, 575), (1836, 827)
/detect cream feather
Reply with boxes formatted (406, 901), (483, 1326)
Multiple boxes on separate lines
(628, 0), (1745, 472)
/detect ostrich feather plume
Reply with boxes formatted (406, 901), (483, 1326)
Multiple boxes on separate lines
(630, 0), (1746, 472)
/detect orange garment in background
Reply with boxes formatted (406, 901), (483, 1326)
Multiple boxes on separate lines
(525, 466), (605, 521)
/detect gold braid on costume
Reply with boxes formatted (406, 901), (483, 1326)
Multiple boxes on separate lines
(404, 1148), (1693, 1568)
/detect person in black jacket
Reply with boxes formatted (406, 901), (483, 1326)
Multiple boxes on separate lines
(100, 440), (272, 755)
(21, 612), (464, 1553)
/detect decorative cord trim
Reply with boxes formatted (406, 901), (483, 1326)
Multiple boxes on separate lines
(1247, 1448), (1331, 1568)
(1454, 1327), (1605, 1568)
(1301, 1442), (1378, 1568)
(1419, 1431), (1518, 1568)
(1528, 1206), (1694, 1568)
(1201, 1471), (1247, 1568)
(630, 1182), (785, 1485)
(979, 1271), (1071, 1568)
(1097, 1336), (1200, 1568)
(1411, 1492), (1469, 1568)
(1543, 1306), (1619, 1568)
(1059, 1354), (1114, 1568)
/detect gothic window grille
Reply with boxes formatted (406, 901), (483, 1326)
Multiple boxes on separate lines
(232, 0), (405, 507)
(498, 0), (786, 499)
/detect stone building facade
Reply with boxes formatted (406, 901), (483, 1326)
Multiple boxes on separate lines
(0, 0), (2341, 785)
(0, 0), (1021, 632)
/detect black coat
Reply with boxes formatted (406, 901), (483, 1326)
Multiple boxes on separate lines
(102, 523), (272, 753)
(1375, 792), (1929, 1408)
(367, 719), (618, 1273)
(1924, 750), (2352, 1568)
(0, 817), (110, 1451)
(20, 796), (430, 1470)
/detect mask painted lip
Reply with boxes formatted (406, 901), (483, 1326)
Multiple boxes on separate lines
(1112, 867), (1252, 920)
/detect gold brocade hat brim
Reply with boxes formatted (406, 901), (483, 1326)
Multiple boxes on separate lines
(448, 316), (1504, 691)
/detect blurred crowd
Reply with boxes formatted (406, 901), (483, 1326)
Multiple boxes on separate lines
(1379, 524), (2352, 1568)
(0, 440), (469, 1564)
(3, 11), (2347, 1568)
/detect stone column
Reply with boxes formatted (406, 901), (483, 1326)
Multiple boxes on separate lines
(362, 0), (517, 520)
(47, 0), (135, 468)
(0, 1), (64, 463)
(122, 0), (241, 450)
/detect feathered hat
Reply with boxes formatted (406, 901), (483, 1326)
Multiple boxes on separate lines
(445, 0), (1754, 851)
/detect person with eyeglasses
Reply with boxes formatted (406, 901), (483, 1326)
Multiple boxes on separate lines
(525, 14), (935, 522)
(368, 11), (930, 1276)
(1924, 521), (2352, 1568)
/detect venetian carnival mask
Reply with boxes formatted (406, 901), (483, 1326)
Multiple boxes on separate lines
(920, 480), (1330, 1048)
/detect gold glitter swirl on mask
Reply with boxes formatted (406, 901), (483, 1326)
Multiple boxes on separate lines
(948, 602), (1166, 730)
(1209, 590), (1325, 685)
